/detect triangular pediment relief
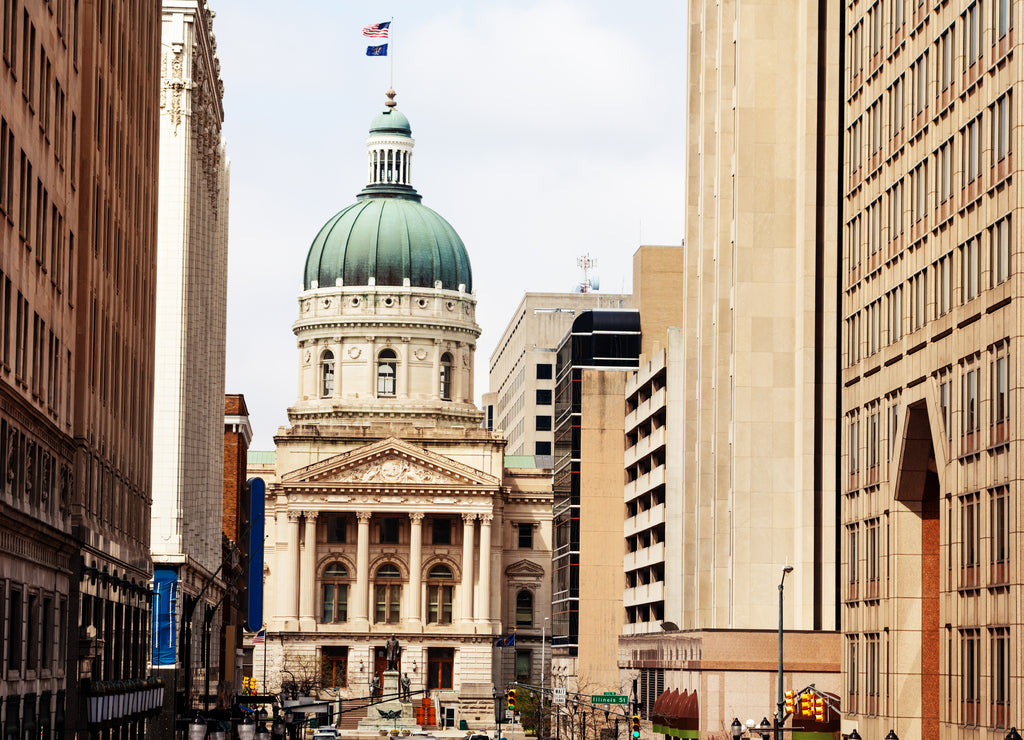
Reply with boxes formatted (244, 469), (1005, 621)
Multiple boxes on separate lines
(504, 559), (547, 578)
(281, 437), (501, 488)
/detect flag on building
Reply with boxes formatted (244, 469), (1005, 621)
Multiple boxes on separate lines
(366, 44), (388, 57)
(495, 633), (516, 647)
(252, 629), (265, 644)
(363, 21), (391, 38)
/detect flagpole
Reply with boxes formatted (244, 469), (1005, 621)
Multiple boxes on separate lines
(389, 17), (395, 91)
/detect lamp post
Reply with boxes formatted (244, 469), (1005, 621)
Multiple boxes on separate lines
(775, 565), (794, 740)
(758, 717), (771, 740)
(730, 718), (742, 740)
(541, 617), (549, 738)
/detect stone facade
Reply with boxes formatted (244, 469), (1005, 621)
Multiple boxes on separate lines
(150, 1), (229, 735)
(841, 0), (1024, 737)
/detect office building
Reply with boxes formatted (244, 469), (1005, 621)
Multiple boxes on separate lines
(487, 292), (630, 460)
(617, 0), (843, 734)
(149, 0), (229, 735)
(841, 0), (1022, 736)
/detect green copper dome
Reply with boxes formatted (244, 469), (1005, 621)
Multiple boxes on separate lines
(304, 197), (473, 292)
(304, 94), (473, 293)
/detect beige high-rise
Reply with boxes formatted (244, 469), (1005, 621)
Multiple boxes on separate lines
(841, 0), (1022, 737)
(618, 1), (843, 736)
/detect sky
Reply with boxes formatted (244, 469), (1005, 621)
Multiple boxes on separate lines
(214, 0), (688, 449)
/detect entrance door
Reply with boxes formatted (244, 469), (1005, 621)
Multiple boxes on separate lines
(373, 647), (388, 697)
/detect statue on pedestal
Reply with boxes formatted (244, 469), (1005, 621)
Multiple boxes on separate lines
(385, 634), (401, 671)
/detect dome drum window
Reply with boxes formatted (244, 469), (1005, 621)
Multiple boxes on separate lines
(377, 349), (398, 397)
(320, 350), (335, 398)
(440, 353), (453, 401)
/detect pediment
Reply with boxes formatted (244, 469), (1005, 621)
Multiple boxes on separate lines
(504, 559), (546, 578)
(281, 437), (501, 488)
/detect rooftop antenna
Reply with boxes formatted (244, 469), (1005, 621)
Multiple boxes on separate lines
(575, 253), (600, 293)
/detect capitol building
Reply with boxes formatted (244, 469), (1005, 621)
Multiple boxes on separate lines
(253, 91), (552, 725)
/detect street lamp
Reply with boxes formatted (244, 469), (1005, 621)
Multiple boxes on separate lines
(847, 732), (861, 740)
(884, 731), (899, 740)
(775, 565), (794, 740)
(758, 717), (771, 740)
(1006, 729), (1023, 740)
(730, 718), (742, 740)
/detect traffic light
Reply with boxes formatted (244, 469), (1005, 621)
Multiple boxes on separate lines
(507, 687), (516, 713)
(784, 690), (795, 715)
(800, 693), (813, 717)
(630, 716), (641, 739)
(813, 696), (825, 722)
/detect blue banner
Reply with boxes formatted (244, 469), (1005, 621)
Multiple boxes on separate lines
(245, 478), (266, 632)
(152, 566), (178, 667)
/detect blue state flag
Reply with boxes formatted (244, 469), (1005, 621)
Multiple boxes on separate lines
(366, 44), (388, 57)
(495, 633), (516, 647)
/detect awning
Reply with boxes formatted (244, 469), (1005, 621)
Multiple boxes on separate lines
(651, 689), (698, 739)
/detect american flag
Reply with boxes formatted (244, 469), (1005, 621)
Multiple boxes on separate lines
(363, 21), (391, 39)
(252, 629), (265, 644)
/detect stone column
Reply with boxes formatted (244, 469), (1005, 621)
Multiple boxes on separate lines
(453, 344), (465, 402)
(332, 338), (342, 400)
(432, 340), (442, 400)
(408, 513), (424, 626)
(367, 336), (377, 397)
(476, 513), (492, 624)
(299, 511), (318, 627)
(354, 511), (372, 626)
(460, 513), (476, 623)
(400, 337), (411, 398)
(283, 511), (301, 623)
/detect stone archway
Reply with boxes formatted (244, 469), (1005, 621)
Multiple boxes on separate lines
(891, 401), (941, 739)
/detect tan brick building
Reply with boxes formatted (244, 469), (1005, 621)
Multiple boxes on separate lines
(841, 0), (1023, 737)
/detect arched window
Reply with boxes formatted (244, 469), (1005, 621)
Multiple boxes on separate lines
(321, 562), (349, 623)
(427, 565), (454, 625)
(516, 590), (533, 627)
(439, 352), (453, 401)
(377, 349), (398, 397)
(374, 563), (402, 624)
(320, 350), (335, 397)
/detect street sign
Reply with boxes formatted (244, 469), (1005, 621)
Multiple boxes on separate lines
(504, 710), (514, 721)
(591, 694), (628, 705)
(553, 688), (566, 706)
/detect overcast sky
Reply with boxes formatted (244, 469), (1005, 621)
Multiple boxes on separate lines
(213, 0), (687, 449)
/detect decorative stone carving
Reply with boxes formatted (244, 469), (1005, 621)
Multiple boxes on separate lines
(413, 348), (427, 361)
(339, 456), (449, 484)
(478, 513), (493, 524)
(356, 511), (373, 522)
(287, 511), (302, 522)
(304, 350), (311, 364)
(462, 512), (477, 523)
(348, 346), (362, 359)
(409, 512), (425, 522)
(322, 298), (331, 308)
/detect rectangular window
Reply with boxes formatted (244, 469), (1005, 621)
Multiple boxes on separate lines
(937, 25), (954, 93)
(911, 160), (928, 222)
(887, 285), (903, 342)
(961, 235), (980, 302)
(325, 515), (347, 543)
(964, 117), (982, 186)
(961, 493), (980, 588)
(961, 629), (981, 725)
(866, 634), (880, 715)
(934, 252), (953, 316)
(991, 216), (1011, 286)
(991, 353), (1008, 443)
(865, 518), (880, 599)
(994, 0), (1012, 39)
(847, 214), (862, 272)
(535, 415), (552, 432)
(432, 517), (451, 545)
(536, 363), (552, 380)
(7, 586), (22, 672)
(847, 313), (861, 365)
(963, 3), (982, 68)
(866, 300), (881, 356)
(515, 650), (532, 684)
(912, 52), (929, 115)
(847, 523), (859, 599)
(888, 180), (903, 240)
(374, 584), (401, 624)
(518, 523), (534, 549)
(849, 118), (862, 173)
(890, 74), (904, 136)
(847, 635), (859, 713)
(936, 139), (953, 204)
(888, 400), (900, 460)
(849, 19), (863, 81)
(867, 198), (881, 256)
(909, 269), (927, 331)
(379, 517), (399, 544)
(963, 367), (980, 452)
(848, 417), (860, 484)
(992, 92), (1011, 165)
(990, 487), (1009, 584)
(867, 411), (880, 478)
(427, 584), (453, 624)
(536, 388), (552, 405)
(939, 377), (952, 446)
(991, 628), (1010, 727)
(534, 440), (551, 456)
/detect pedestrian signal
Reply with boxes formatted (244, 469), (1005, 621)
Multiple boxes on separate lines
(631, 716), (641, 739)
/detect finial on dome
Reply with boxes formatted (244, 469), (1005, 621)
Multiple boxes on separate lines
(385, 88), (397, 109)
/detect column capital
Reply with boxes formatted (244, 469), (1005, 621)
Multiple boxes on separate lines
(287, 510), (301, 522)
(462, 512), (477, 523)
(478, 513), (493, 525)
(304, 511), (319, 521)
(410, 512), (425, 523)
(357, 511), (373, 522)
